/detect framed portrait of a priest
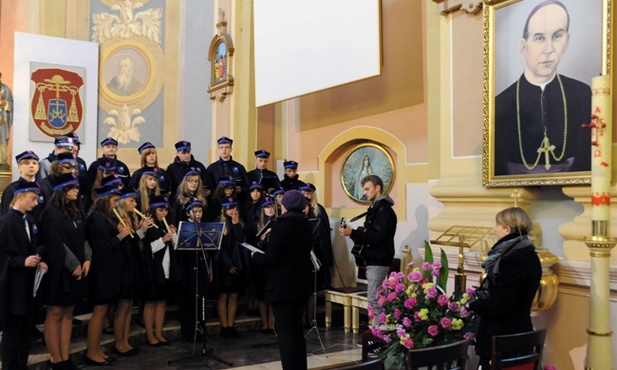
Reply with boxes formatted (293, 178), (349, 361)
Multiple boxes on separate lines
(482, 0), (610, 187)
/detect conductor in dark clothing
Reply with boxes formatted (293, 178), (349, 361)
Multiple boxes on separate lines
(252, 190), (313, 370)
(0, 181), (48, 370)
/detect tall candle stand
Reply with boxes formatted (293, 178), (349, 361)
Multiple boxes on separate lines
(582, 74), (614, 370)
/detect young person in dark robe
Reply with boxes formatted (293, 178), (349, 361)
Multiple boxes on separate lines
(86, 137), (131, 188)
(214, 197), (250, 338)
(251, 190), (313, 370)
(40, 174), (89, 370)
(142, 196), (182, 346)
(254, 198), (277, 333)
(112, 189), (151, 356)
(176, 200), (213, 341)
(300, 183), (334, 326)
(0, 181), (48, 370)
(166, 141), (212, 198)
(129, 142), (172, 197)
(279, 160), (305, 191)
(0, 151), (44, 219)
(84, 185), (126, 366)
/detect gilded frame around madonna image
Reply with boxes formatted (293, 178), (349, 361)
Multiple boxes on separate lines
(341, 143), (395, 203)
(482, 0), (610, 187)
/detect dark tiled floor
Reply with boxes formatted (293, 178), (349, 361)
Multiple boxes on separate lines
(81, 325), (362, 369)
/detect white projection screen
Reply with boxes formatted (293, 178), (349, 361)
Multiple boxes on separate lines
(253, 0), (382, 107)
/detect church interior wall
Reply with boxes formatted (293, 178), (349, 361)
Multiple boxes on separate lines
(2, 0), (617, 367)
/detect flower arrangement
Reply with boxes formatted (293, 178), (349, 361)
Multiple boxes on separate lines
(370, 242), (478, 369)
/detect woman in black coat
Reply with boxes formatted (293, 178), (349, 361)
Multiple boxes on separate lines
(40, 173), (89, 370)
(468, 207), (542, 370)
(252, 190), (314, 370)
(84, 185), (128, 365)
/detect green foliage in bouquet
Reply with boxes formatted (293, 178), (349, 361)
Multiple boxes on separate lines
(369, 241), (478, 369)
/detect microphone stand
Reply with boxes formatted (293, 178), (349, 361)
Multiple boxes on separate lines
(168, 202), (232, 367)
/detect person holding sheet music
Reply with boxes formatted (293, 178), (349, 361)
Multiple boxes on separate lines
(0, 181), (48, 370)
(251, 190), (313, 370)
(241, 182), (265, 316)
(142, 195), (181, 347)
(339, 175), (396, 328)
(254, 198), (277, 334)
(214, 197), (250, 338)
(40, 173), (89, 370)
(247, 149), (281, 194)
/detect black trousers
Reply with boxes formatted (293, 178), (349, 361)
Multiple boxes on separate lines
(1, 313), (35, 370)
(272, 301), (307, 370)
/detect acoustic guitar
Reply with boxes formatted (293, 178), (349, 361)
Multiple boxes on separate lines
(351, 243), (366, 267)
(341, 212), (369, 267)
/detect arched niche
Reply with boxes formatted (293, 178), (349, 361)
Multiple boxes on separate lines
(316, 127), (407, 221)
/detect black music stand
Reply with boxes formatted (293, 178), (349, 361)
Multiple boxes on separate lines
(305, 219), (327, 355)
(168, 221), (232, 368)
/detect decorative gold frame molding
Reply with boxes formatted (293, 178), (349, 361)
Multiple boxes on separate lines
(208, 10), (235, 102)
(98, 38), (165, 111)
(432, 0), (483, 15)
(340, 142), (395, 203)
(481, 0), (611, 187)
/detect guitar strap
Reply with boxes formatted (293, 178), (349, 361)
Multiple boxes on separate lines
(349, 211), (368, 223)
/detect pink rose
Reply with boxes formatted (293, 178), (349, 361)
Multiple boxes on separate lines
(404, 297), (417, 309)
(403, 338), (414, 349)
(379, 312), (387, 324)
(426, 287), (438, 298)
(437, 294), (449, 306)
(409, 271), (422, 282)
(422, 262), (431, 271)
(393, 308), (401, 319)
(440, 317), (452, 329)
(387, 292), (398, 302)
(428, 325), (439, 337)
(402, 317), (412, 328)
(395, 283), (405, 293)
(464, 331), (475, 341)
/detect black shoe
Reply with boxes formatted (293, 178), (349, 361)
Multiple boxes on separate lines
(48, 360), (66, 370)
(113, 347), (141, 356)
(147, 341), (162, 347)
(61, 359), (79, 370)
(229, 327), (239, 338)
(84, 356), (112, 366)
(220, 326), (230, 337)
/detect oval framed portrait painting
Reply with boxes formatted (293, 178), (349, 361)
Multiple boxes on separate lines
(341, 143), (395, 203)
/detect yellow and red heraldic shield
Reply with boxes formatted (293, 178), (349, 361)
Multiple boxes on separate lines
(30, 68), (84, 137)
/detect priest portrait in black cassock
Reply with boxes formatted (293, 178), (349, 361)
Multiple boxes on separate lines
(494, 0), (592, 176)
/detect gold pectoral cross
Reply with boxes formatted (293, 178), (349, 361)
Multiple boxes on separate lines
(537, 135), (556, 170)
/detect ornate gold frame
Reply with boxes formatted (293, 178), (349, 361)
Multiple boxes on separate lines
(482, 0), (611, 187)
(207, 15), (235, 102)
(98, 39), (165, 111)
(340, 142), (395, 203)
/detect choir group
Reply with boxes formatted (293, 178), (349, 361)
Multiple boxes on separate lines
(0, 134), (334, 369)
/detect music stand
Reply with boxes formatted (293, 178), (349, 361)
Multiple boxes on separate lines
(305, 219), (327, 355)
(168, 221), (232, 367)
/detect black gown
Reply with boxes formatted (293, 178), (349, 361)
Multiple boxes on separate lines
(40, 203), (87, 306)
(494, 73), (591, 176)
(0, 209), (41, 370)
(85, 210), (132, 304)
(142, 221), (182, 301)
